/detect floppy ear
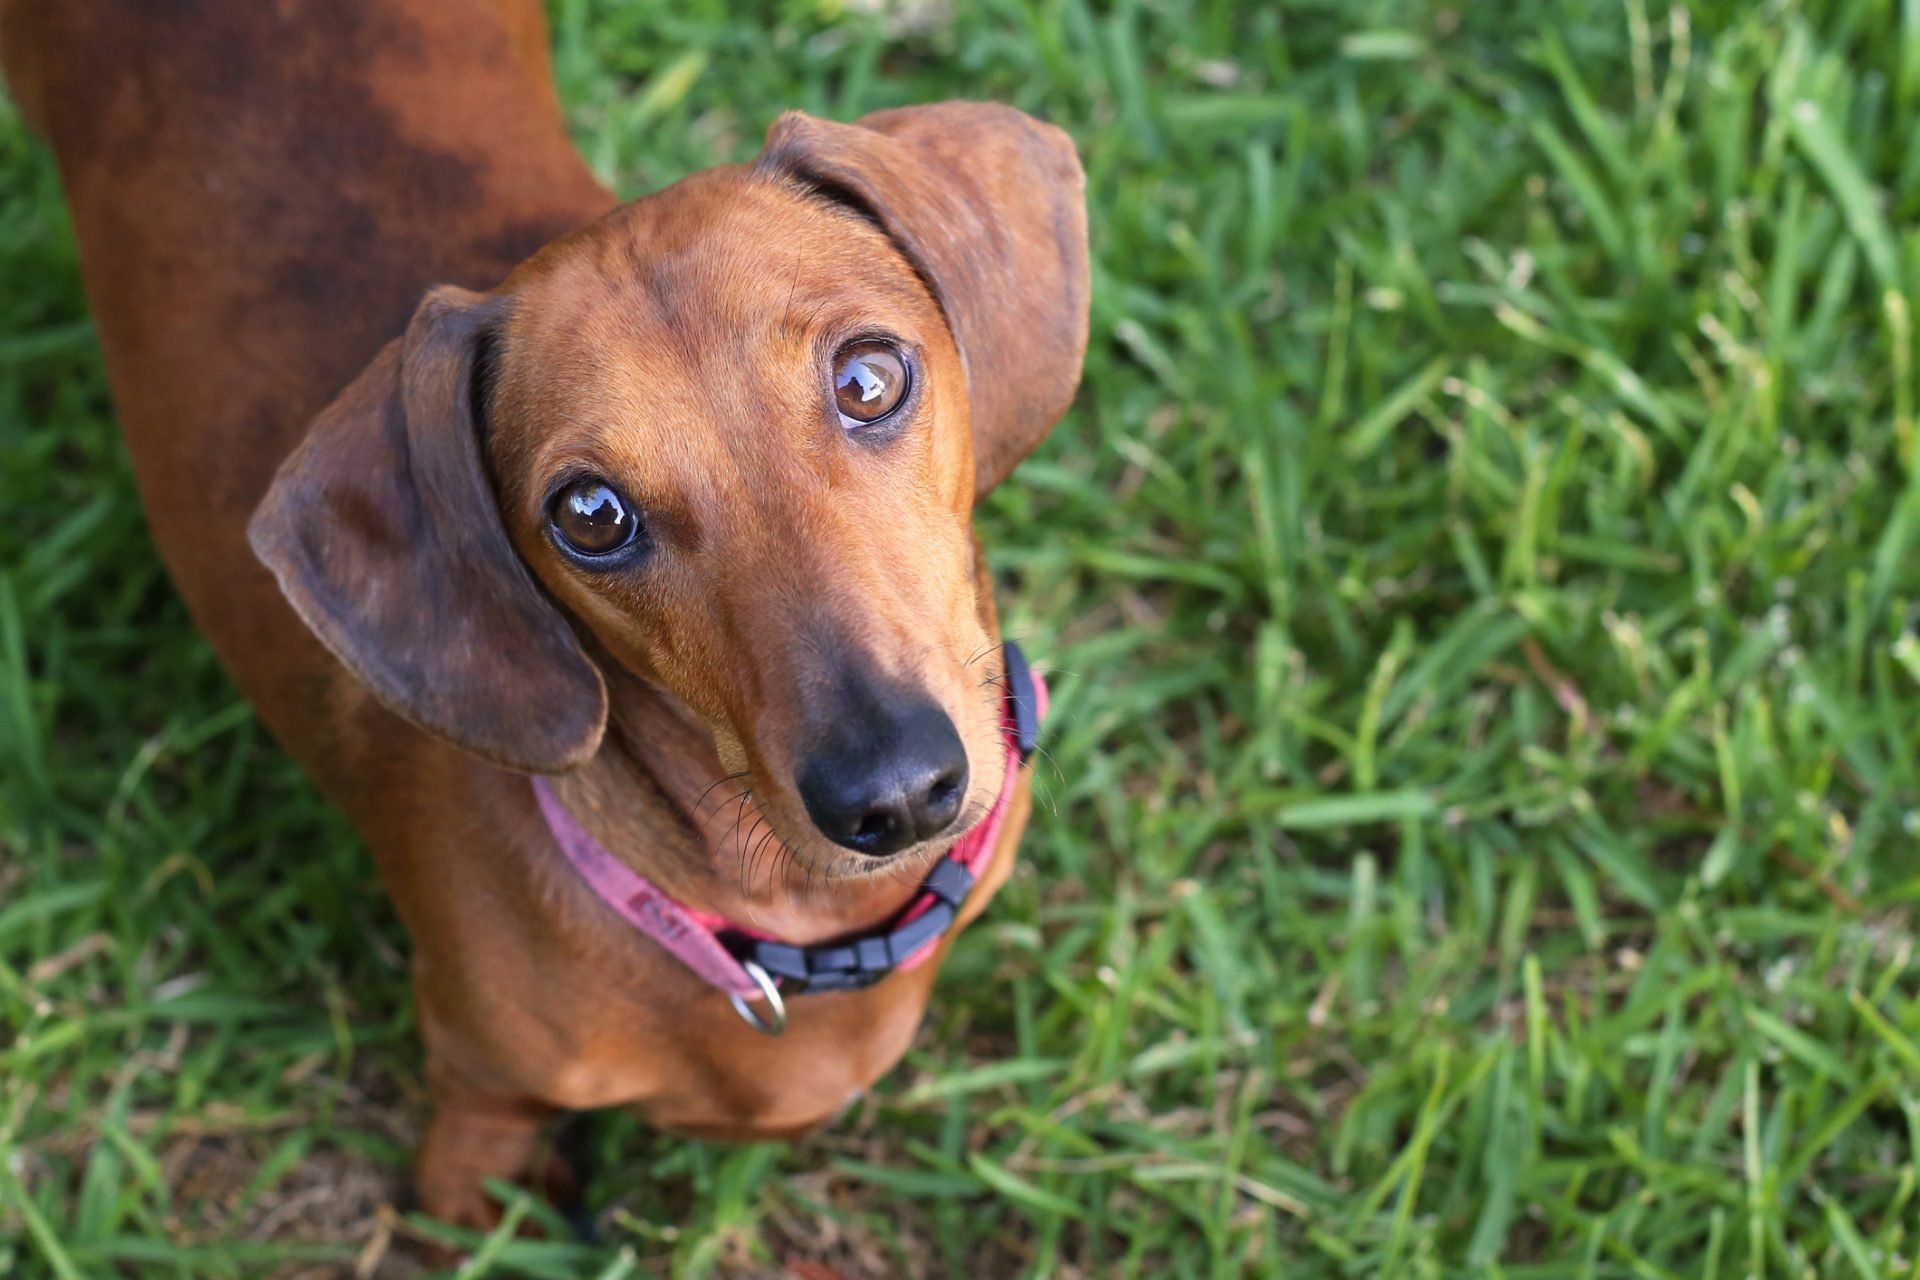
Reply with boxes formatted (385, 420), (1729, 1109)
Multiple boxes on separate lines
(248, 287), (608, 773)
(754, 101), (1090, 500)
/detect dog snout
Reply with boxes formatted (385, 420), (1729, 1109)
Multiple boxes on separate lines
(797, 697), (969, 858)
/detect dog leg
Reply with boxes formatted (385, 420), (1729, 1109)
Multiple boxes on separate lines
(414, 1053), (561, 1233)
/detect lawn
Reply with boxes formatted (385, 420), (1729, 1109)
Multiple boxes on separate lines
(5, 0), (1920, 1275)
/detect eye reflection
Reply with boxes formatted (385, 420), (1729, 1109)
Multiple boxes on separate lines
(833, 340), (909, 425)
(550, 479), (638, 556)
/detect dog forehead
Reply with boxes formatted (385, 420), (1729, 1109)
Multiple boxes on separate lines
(516, 169), (937, 341)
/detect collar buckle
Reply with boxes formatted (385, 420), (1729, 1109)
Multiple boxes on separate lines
(726, 856), (979, 1001)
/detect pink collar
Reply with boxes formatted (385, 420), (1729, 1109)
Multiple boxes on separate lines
(532, 644), (1045, 1031)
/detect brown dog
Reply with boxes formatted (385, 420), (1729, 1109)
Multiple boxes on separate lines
(1, 0), (1085, 1229)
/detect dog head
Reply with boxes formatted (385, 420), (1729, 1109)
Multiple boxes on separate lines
(249, 102), (1087, 872)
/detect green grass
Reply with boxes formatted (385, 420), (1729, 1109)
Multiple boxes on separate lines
(6, 0), (1920, 1275)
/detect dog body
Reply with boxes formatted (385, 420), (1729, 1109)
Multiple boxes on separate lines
(3, 0), (1084, 1225)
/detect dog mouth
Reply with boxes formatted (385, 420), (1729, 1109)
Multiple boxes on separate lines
(747, 770), (1001, 885)
(712, 722), (1005, 889)
(826, 786), (1001, 880)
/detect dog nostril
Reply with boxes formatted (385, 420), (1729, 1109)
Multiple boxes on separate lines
(854, 810), (898, 847)
(922, 772), (963, 828)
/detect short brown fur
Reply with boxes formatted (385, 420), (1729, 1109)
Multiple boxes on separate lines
(3, 0), (1086, 1231)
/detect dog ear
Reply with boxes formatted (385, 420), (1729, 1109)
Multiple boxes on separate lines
(248, 286), (608, 773)
(755, 102), (1090, 500)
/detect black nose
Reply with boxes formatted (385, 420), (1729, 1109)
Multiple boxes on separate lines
(797, 699), (969, 857)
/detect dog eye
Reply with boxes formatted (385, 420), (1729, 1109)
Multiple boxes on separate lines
(832, 340), (909, 426)
(550, 479), (639, 557)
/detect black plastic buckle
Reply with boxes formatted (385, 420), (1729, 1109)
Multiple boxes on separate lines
(725, 856), (979, 996)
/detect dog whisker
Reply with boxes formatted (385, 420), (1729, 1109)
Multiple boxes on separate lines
(723, 790), (757, 888)
(779, 256), (804, 331)
(960, 639), (999, 671)
(751, 822), (779, 892)
(749, 823), (780, 889)
(736, 813), (764, 899)
(693, 770), (751, 817)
